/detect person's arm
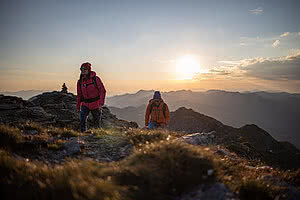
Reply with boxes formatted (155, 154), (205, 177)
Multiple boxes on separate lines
(145, 103), (151, 126)
(96, 76), (106, 106)
(165, 104), (170, 124)
(76, 80), (82, 111)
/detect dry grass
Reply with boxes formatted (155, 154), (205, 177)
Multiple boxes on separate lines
(0, 124), (299, 200)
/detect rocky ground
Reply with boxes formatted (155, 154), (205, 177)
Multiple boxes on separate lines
(1, 92), (300, 200)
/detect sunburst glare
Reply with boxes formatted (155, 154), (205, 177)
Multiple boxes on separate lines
(176, 55), (201, 80)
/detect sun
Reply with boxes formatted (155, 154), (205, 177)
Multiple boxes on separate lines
(176, 55), (200, 79)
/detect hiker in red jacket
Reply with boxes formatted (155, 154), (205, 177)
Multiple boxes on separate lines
(76, 62), (106, 132)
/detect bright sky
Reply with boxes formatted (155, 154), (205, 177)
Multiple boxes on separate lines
(1, 0), (300, 95)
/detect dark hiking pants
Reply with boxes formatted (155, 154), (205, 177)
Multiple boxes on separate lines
(80, 105), (101, 132)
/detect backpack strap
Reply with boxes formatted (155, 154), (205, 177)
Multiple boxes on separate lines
(92, 76), (101, 94)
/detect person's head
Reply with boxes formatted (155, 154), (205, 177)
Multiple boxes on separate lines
(80, 62), (91, 75)
(153, 91), (161, 100)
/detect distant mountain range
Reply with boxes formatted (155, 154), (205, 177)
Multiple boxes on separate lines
(107, 89), (300, 149)
(0, 90), (48, 100)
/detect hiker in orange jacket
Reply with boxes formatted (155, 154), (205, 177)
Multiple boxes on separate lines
(145, 91), (170, 129)
(76, 62), (106, 132)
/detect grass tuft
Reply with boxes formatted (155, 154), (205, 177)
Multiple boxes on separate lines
(0, 124), (23, 150)
(47, 127), (79, 138)
(115, 141), (215, 199)
(0, 124), (299, 200)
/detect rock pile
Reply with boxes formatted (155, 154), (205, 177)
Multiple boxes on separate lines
(0, 91), (138, 129)
(180, 131), (216, 146)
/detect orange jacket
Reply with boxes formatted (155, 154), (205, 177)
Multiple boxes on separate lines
(145, 99), (170, 126)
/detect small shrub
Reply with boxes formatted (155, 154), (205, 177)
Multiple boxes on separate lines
(124, 129), (170, 146)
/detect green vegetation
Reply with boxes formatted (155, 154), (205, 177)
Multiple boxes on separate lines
(0, 123), (299, 200)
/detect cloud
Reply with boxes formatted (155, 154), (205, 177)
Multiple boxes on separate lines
(250, 7), (263, 15)
(298, 32), (300, 36)
(272, 40), (280, 48)
(280, 32), (290, 37)
(240, 53), (300, 80)
(206, 52), (300, 82)
(219, 60), (243, 65)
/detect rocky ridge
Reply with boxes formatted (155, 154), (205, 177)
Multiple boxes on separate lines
(1, 93), (300, 200)
(0, 92), (138, 129)
(169, 107), (300, 169)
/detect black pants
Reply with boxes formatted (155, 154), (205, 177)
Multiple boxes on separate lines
(80, 105), (101, 132)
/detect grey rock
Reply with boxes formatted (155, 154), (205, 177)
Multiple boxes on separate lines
(24, 130), (39, 135)
(63, 140), (81, 156)
(176, 183), (238, 200)
(82, 134), (133, 162)
(216, 149), (230, 156)
(0, 104), (21, 110)
(181, 131), (216, 146)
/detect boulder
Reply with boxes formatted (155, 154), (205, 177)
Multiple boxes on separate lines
(180, 131), (216, 146)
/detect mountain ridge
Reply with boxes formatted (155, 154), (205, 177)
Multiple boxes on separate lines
(169, 107), (300, 169)
(1, 91), (300, 199)
(107, 89), (300, 149)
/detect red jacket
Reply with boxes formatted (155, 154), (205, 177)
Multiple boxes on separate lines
(76, 71), (106, 110)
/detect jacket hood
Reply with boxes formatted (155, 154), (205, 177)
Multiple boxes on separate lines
(149, 98), (163, 104)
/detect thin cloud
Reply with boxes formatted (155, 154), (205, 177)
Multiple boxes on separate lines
(208, 52), (300, 82)
(250, 7), (263, 15)
(280, 32), (290, 37)
(219, 60), (242, 65)
(272, 40), (280, 48)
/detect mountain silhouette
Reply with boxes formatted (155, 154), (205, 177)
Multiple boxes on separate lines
(0, 90), (48, 100)
(1, 92), (300, 199)
(169, 107), (300, 169)
(107, 89), (300, 149)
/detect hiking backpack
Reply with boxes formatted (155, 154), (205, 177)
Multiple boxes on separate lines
(150, 101), (167, 118)
(78, 76), (100, 102)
